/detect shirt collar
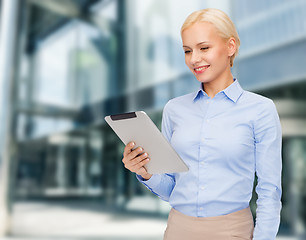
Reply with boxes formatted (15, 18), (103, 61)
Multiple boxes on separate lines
(193, 78), (244, 103)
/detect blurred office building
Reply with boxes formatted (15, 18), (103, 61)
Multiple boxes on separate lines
(0, 0), (305, 239)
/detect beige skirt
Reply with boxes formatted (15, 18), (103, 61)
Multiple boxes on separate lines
(164, 207), (254, 240)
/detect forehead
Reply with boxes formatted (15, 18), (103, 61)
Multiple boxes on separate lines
(182, 21), (222, 46)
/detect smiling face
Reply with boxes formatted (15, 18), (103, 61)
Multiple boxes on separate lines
(182, 21), (236, 86)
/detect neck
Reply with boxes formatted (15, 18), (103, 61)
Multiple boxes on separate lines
(202, 70), (234, 98)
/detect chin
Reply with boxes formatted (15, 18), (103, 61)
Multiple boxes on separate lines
(195, 77), (212, 83)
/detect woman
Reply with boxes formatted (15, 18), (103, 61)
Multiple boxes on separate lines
(122, 8), (282, 240)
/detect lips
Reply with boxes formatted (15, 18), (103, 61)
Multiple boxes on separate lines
(194, 65), (210, 74)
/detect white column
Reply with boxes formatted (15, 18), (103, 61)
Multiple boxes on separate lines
(77, 139), (87, 190)
(0, 0), (19, 236)
(55, 145), (67, 189)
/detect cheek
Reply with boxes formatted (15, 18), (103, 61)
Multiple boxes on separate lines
(207, 52), (227, 67)
(215, 47), (229, 62)
(185, 56), (192, 68)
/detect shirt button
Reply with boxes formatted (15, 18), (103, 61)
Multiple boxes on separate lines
(200, 186), (205, 190)
(201, 138), (205, 142)
(206, 119), (210, 123)
(206, 100), (210, 104)
(200, 161), (205, 166)
(200, 207), (203, 210)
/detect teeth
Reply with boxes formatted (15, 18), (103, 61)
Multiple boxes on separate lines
(195, 66), (208, 71)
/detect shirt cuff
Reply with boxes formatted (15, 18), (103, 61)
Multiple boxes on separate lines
(136, 174), (161, 189)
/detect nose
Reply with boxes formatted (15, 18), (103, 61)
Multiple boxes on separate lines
(190, 51), (201, 65)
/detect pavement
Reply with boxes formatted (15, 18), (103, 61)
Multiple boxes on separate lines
(4, 198), (168, 240)
(0, 198), (300, 240)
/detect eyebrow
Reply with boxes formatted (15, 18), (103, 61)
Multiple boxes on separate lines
(183, 41), (210, 48)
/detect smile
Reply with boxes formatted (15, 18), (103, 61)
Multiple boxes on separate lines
(194, 65), (210, 74)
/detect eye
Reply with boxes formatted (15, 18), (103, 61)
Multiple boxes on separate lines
(201, 47), (209, 51)
(184, 50), (191, 54)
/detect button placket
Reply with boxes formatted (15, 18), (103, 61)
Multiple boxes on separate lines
(198, 96), (210, 215)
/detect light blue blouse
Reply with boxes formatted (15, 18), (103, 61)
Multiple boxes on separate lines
(137, 79), (282, 239)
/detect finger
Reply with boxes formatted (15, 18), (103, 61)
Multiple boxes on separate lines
(124, 152), (148, 170)
(123, 141), (135, 157)
(130, 158), (150, 173)
(129, 152), (148, 167)
(123, 146), (140, 164)
(124, 146), (144, 164)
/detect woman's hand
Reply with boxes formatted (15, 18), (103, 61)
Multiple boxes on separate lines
(122, 142), (152, 180)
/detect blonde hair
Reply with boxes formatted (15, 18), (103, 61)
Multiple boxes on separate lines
(181, 8), (240, 67)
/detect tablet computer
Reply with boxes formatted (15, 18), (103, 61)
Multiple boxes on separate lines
(104, 111), (189, 174)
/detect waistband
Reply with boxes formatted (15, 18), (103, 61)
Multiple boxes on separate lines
(170, 206), (252, 222)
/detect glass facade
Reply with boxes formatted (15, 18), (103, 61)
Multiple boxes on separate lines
(0, 0), (305, 238)
(233, 0), (306, 90)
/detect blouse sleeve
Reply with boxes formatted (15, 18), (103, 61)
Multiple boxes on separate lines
(253, 99), (282, 239)
(136, 101), (176, 202)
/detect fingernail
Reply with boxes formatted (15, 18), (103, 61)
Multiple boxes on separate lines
(139, 147), (143, 151)
(131, 142), (135, 146)
(144, 153), (147, 157)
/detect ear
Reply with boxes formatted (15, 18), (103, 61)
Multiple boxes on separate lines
(227, 37), (236, 57)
